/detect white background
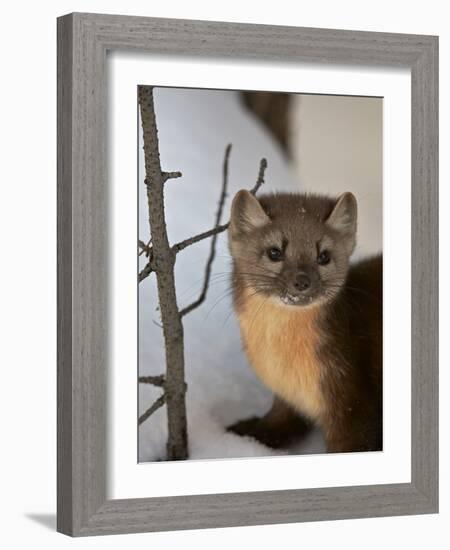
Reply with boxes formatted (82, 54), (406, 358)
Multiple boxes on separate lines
(0, 1), (446, 549)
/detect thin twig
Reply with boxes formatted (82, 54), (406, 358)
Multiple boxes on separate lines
(138, 261), (154, 282)
(161, 171), (182, 183)
(138, 238), (154, 280)
(139, 238), (152, 257)
(139, 375), (165, 387)
(138, 394), (166, 425)
(252, 157), (268, 196)
(172, 223), (229, 254)
(180, 144), (232, 316)
(172, 157), (267, 255)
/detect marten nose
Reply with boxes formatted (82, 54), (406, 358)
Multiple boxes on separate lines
(294, 273), (311, 291)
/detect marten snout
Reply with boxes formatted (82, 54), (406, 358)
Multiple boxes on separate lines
(286, 266), (320, 297)
(293, 273), (311, 291)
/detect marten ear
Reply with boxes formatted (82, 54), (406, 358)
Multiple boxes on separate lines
(326, 192), (357, 235)
(229, 190), (270, 236)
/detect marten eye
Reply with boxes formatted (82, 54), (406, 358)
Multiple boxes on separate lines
(317, 250), (331, 265)
(267, 247), (283, 262)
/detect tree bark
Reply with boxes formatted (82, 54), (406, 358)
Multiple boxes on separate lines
(138, 86), (188, 460)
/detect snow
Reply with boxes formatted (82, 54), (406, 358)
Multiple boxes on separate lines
(138, 87), (380, 462)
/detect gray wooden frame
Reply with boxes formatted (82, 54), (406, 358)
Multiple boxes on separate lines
(57, 12), (438, 537)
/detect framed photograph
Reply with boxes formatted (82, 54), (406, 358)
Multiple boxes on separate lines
(57, 13), (438, 536)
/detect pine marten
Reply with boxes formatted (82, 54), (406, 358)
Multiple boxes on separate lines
(227, 190), (382, 453)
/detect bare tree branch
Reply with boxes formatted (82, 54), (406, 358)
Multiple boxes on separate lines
(172, 157), (267, 255)
(138, 261), (154, 282)
(172, 223), (229, 254)
(139, 374), (165, 387)
(252, 157), (268, 196)
(139, 238), (152, 257)
(161, 171), (182, 183)
(138, 85), (188, 460)
(138, 394), (166, 425)
(180, 144), (232, 317)
(138, 240), (147, 254)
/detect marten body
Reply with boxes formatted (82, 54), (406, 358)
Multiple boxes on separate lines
(227, 191), (382, 453)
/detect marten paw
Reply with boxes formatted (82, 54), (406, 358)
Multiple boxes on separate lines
(227, 416), (286, 449)
(227, 416), (261, 437)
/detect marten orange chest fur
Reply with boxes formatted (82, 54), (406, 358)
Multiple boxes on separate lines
(239, 290), (325, 421)
(227, 190), (382, 453)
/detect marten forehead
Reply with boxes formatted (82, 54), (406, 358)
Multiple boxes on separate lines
(261, 214), (330, 251)
(259, 193), (335, 222)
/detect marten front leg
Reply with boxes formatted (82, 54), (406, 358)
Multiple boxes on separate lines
(227, 397), (312, 449)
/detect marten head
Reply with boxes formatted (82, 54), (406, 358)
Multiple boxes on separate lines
(229, 191), (357, 307)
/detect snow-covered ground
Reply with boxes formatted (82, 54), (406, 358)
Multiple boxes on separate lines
(138, 87), (381, 462)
